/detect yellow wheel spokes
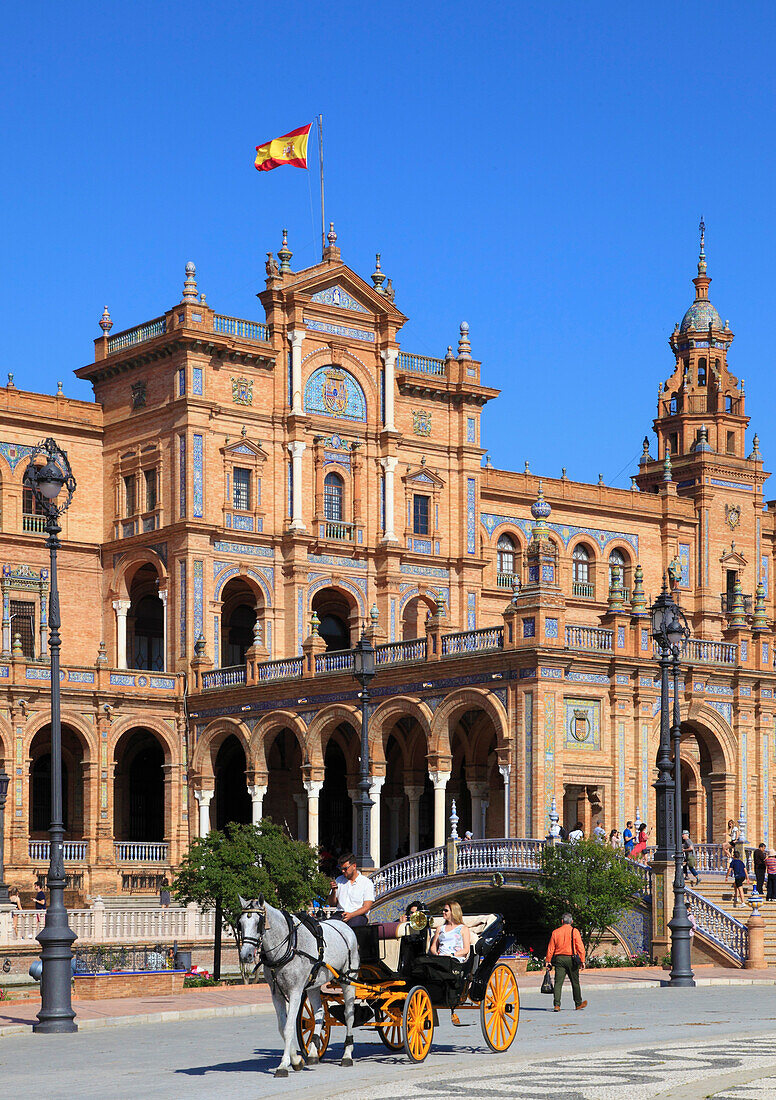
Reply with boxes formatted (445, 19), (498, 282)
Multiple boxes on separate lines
(403, 986), (434, 1062)
(481, 965), (519, 1052)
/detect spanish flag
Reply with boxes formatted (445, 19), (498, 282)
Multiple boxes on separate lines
(255, 124), (312, 171)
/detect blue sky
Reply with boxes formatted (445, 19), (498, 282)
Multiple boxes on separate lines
(4, 2), (776, 489)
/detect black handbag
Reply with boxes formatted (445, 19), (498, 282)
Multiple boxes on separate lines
(572, 952), (582, 969)
(540, 968), (554, 994)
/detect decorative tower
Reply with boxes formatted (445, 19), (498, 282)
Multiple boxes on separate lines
(504, 483), (566, 648)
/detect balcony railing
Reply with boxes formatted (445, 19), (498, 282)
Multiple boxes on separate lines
(29, 840), (88, 862)
(255, 655), (304, 682)
(212, 314), (269, 342)
(201, 665), (247, 690)
(572, 581), (596, 598)
(565, 625), (613, 652)
(720, 593), (753, 615)
(23, 513), (46, 533)
(321, 521), (355, 541)
(683, 638), (738, 665)
(496, 572), (518, 589)
(397, 352), (447, 377)
(315, 649), (355, 674)
(441, 626), (504, 656)
(375, 638), (428, 665)
(107, 317), (166, 354)
(114, 842), (169, 863)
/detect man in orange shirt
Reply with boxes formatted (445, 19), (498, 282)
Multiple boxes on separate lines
(545, 913), (587, 1011)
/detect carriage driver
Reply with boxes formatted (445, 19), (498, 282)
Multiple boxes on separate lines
(328, 853), (375, 928)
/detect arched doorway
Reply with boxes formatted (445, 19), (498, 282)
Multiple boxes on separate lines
(214, 735), (251, 830)
(319, 735), (353, 855)
(113, 729), (165, 842)
(312, 588), (354, 651)
(128, 563), (164, 671)
(401, 596), (434, 641)
(220, 577), (261, 666)
(29, 724), (85, 838)
(264, 727), (303, 835)
(679, 720), (732, 842)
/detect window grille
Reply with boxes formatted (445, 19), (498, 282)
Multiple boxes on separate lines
(233, 468), (251, 511)
(324, 473), (344, 521)
(10, 599), (35, 657)
(413, 494), (430, 535)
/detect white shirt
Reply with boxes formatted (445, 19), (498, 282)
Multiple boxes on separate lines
(593, 826), (606, 843)
(334, 871), (375, 913)
(568, 829), (583, 843)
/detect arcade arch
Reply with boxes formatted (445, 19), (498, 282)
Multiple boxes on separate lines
(113, 728), (166, 842)
(29, 723), (88, 839)
(311, 587), (357, 651)
(219, 576), (262, 666)
(401, 595), (435, 641)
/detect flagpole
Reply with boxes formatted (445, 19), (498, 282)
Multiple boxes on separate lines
(318, 114), (325, 257)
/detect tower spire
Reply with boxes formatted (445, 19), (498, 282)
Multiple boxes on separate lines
(698, 216), (706, 275)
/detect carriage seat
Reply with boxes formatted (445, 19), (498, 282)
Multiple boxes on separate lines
(409, 950), (475, 1008)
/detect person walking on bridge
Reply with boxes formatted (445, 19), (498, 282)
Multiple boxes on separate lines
(545, 913), (586, 1012)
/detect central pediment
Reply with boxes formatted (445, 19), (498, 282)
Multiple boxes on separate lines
(309, 285), (369, 314)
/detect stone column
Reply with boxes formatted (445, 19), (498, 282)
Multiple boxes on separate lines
(289, 330), (305, 414)
(387, 796), (403, 859)
(288, 441), (307, 532)
(112, 599), (131, 669)
(159, 590), (168, 672)
(405, 784), (424, 853)
(498, 764), (511, 837)
(381, 348), (397, 431)
(380, 456), (398, 542)
(194, 790), (213, 837)
(369, 777), (385, 868)
(292, 793), (308, 842)
(467, 780), (489, 839)
(247, 784), (267, 826)
(304, 779), (324, 848)
(430, 771), (451, 848)
(347, 787), (359, 851)
(2, 583), (10, 655)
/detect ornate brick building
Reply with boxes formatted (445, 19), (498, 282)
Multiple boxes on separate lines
(0, 223), (774, 895)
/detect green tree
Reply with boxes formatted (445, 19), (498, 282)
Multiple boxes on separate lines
(173, 819), (331, 937)
(526, 838), (646, 954)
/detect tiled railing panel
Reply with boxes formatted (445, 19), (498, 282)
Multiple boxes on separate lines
(107, 317), (166, 353)
(212, 315), (269, 341)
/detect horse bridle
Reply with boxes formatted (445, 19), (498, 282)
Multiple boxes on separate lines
(241, 904), (298, 971)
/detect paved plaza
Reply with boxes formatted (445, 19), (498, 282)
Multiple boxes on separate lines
(1, 984), (776, 1098)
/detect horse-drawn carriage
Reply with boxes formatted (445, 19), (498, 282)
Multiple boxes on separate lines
(238, 896), (519, 1075)
(297, 910), (520, 1064)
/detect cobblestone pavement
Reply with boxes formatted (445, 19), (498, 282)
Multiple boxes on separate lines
(1, 986), (776, 1098)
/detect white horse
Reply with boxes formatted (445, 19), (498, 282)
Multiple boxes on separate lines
(238, 896), (360, 1077)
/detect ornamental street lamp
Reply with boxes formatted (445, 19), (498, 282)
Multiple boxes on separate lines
(352, 626), (376, 869)
(23, 438), (78, 1033)
(651, 579), (695, 988)
(0, 769), (10, 904)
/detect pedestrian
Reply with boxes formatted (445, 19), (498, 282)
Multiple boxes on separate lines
(686, 901), (696, 943)
(462, 830), (473, 844)
(753, 843), (767, 895)
(8, 885), (22, 937)
(34, 883), (46, 923)
(327, 852), (375, 927)
(568, 821), (584, 842)
(609, 829), (622, 850)
(766, 849), (776, 901)
(159, 879), (171, 908)
(725, 849), (749, 906)
(682, 830), (700, 886)
(727, 819), (740, 858)
(623, 821), (635, 856)
(592, 820), (606, 843)
(631, 824), (649, 861)
(545, 913), (586, 1012)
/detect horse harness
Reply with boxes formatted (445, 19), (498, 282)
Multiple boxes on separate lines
(244, 906), (357, 995)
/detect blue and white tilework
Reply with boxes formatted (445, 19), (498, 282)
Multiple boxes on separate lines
(193, 434), (203, 518)
(523, 617), (535, 638)
(641, 629), (649, 651)
(763, 556), (770, 597)
(304, 318), (375, 343)
(466, 417), (476, 443)
(678, 543), (690, 588)
(708, 700), (733, 723)
(0, 441), (34, 471)
(706, 682), (733, 696)
(179, 435), (186, 518)
(304, 365), (367, 421)
(541, 667), (563, 679)
(481, 513), (638, 555)
(617, 625), (626, 649)
(193, 367), (203, 396)
(193, 560), (203, 642)
(741, 639), (748, 662)
(566, 671), (608, 684)
(467, 479), (476, 554)
(524, 692), (533, 831)
(214, 540), (273, 558)
(179, 560), (187, 655)
(545, 618), (558, 639)
(564, 698), (601, 748)
(467, 591), (476, 630)
(309, 285), (369, 313)
(178, 368), (185, 397)
(390, 598), (396, 643)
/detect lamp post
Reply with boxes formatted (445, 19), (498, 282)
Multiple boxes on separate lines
(23, 438), (78, 1033)
(0, 769), (10, 904)
(651, 579), (695, 987)
(352, 626), (376, 869)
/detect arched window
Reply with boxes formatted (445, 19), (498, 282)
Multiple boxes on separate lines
(698, 358), (707, 386)
(608, 548), (629, 597)
(572, 543), (589, 589)
(323, 472), (344, 521)
(497, 534), (517, 587)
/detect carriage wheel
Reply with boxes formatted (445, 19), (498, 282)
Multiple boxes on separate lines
(296, 994), (331, 1062)
(480, 963), (519, 1052)
(402, 985), (434, 1063)
(375, 1006), (404, 1051)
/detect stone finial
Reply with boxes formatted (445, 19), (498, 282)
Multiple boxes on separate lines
(445, 345), (455, 361)
(252, 620), (263, 646)
(384, 278), (395, 302)
(241, 424), (248, 437)
(749, 433), (762, 461)
(99, 306), (113, 335)
(449, 799), (459, 840)
(697, 215), (707, 275)
(598, 473), (604, 486)
(182, 262), (198, 301)
(278, 228), (293, 273)
(607, 563), (626, 611)
(97, 640), (108, 663)
(630, 476), (638, 491)
(265, 251), (279, 280)
(663, 451), (673, 482)
(561, 467), (568, 479)
(12, 633), (22, 656)
(371, 253), (385, 293)
(630, 564), (648, 618)
(640, 437), (653, 465)
(753, 582), (769, 632)
(435, 590), (446, 617)
(327, 222), (337, 245)
(6, 373), (14, 389)
(194, 632), (206, 657)
(524, 460), (530, 474)
(548, 797), (561, 839)
(56, 381), (63, 396)
(457, 321), (471, 359)
(741, 378), (746, 393)
(728, 576), (747, 628)
(370, 603), (379, 625)
(310, 610), (321, 635)
(200, 293), (206, 305)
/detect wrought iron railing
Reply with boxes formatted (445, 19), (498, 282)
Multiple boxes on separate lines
(212, 315), (269, 341)
(29, 840), (88, 861)
(255, 655), (304, 682)
(114, 842), (169, 863)
(441, 626), (504, 656)
(565, 624), (613, 651)
(720, 593), (753, 615)
(201, 665), (247, 690)
(107, 317), (166, 354)
(315, 649), (355, 674)
(375, 638), (428, 666)
(397, 352), (447, 376)
(685, 887), (748, 964)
